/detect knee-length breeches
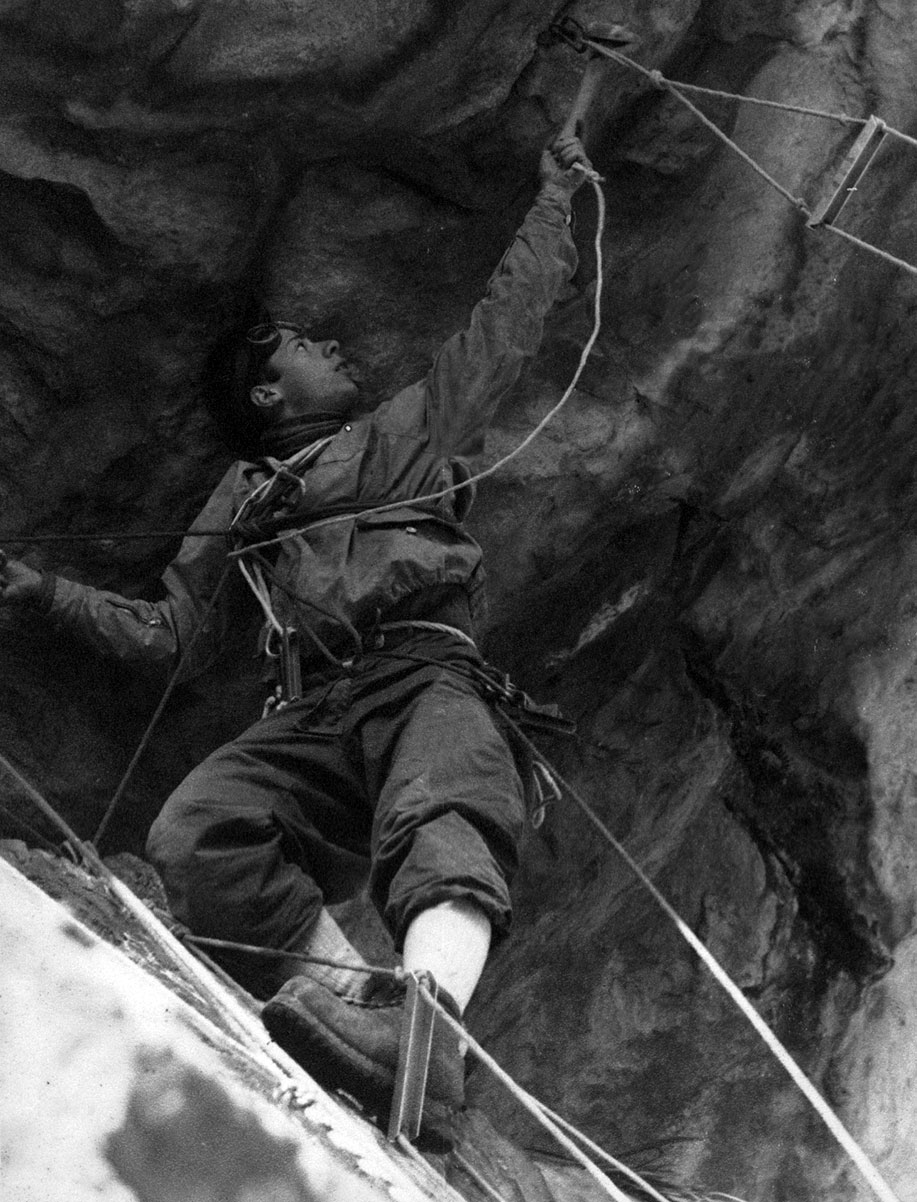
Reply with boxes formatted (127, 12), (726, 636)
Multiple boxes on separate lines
(146, 633), (526, 961)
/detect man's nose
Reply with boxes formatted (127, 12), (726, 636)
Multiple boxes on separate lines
(321, 340), (340, 358)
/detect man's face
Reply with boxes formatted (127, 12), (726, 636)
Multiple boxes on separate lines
(263, 328), (359, 416)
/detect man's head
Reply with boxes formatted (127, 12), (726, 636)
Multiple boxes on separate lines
(245, 321), (359, 421)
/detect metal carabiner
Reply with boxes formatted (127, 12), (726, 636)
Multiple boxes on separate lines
(544, 14), (590, 53)
(279, 626), (303, 704)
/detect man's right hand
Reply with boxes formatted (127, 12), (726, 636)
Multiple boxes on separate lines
(540, 134), (594, 193)
(0, 550), (42, 606)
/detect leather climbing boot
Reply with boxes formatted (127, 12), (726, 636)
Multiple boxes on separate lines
(262, 971), (466, 1131)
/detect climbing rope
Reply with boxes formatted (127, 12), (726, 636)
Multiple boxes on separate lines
(594, 43), (917, 280)
(218, 174), (607, 561)
(7, 52), (915, 565)
(0, 528), (230, 545)
(496, 712), (904, 1202)
(448, 1148), (513, 1202)
(0, 750), (677, 1202)
(186, 934), (400, 979)
(0, 104), (908, 1199)
(0, 794), (61, 854)
(185, 932), (674, 1201)
(0, 175), (606, 558)
(529, 1103), (674, 1202)
(422, 985), (662, 1202)
(0, 740), (903, 1202)
(815, 221), (917, 276)
(645, 65), (810, 214)
(183, 936), (671, 1199)
(0, 169), (607, 837)
(3, 41), (917, 564)
(92, 558), (235, 848)
(639, 78), (865, 127)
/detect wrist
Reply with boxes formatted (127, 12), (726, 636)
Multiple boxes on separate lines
(537, 180), (576, 222)
(539, 176), (577, 203)
(25, 570), (56, 612)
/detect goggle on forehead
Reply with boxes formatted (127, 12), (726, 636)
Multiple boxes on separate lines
(244, 320), (305, 357)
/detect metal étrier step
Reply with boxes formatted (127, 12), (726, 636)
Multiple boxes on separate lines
(388, 971), (438, 1142)
(808, 115), (887, 228)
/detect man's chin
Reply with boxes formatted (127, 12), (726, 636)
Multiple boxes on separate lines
(329, 383), (359, 412)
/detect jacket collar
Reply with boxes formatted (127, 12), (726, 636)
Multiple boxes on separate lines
(259, 414), (346, 459)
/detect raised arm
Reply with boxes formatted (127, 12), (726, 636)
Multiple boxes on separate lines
(0, 465), (250, 681)
(425, 136), (591, 458)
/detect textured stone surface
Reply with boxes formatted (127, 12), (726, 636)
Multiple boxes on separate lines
(0, 846), (670, 1202)
(0, 857), (441, 1202)
(3, 1), (917, 1198)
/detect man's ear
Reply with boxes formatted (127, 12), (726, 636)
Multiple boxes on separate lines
(250, 384), (282, 411)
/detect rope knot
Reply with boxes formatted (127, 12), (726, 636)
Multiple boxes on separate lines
(230, 518), (264, 544)
(573, 162), (605, 184)
(649, 69), (665, 89)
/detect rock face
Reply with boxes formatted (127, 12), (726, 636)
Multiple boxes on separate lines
(0, 853), (458, 1202)
(2, 1), (917, 1198)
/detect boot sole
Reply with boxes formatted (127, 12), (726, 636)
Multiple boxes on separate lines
(263, 996), (458, 1144)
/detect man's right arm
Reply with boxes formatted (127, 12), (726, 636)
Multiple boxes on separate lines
(421, 136), (592, 459)
(0, 466), (248, 679)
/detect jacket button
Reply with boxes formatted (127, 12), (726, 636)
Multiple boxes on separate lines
(344, 424), (352, 431)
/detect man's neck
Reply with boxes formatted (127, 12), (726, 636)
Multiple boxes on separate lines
(260, 413), (348, 459)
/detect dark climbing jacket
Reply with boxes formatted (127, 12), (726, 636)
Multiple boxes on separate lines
(41, 183), (578, 674)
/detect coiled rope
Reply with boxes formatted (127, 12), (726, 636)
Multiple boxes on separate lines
(5, 58), (916, 561)
(0, 178), (605, 556)
(221, 174), (607, 560)
(4, 42), (917, 561)
(8, 170), (608, 856)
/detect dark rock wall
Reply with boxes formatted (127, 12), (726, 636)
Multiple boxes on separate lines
(2, 1), (917, 1197)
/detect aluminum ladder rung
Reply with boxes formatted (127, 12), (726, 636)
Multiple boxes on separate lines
(808, 115), (887, 228)
(388, 972), (438, 1142)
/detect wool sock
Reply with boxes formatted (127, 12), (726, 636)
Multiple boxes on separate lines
(291, 908), (371, 1000)
(402, 898), (491, 1014)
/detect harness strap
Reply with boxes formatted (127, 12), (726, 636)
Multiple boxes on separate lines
(379, 619), (477, 651)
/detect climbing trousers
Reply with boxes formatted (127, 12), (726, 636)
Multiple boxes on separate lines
(146, 627), (526, 991)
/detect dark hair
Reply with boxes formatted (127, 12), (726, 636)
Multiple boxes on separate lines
(242, 320), (305, 392)
(204, 315), (307, 455)
(204, 331), (267, 453)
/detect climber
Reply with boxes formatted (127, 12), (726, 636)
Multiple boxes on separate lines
(0, 132), (591, 1135)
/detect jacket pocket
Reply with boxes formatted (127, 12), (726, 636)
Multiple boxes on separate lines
(109, 600), (167, 629)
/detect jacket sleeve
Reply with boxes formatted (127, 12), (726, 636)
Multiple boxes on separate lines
(424, 181), (579, 458)
(42, 465), (250, 680)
